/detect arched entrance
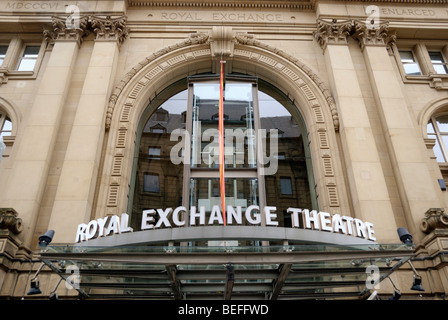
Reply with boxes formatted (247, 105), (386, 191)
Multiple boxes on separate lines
(98, 31), (348, 225)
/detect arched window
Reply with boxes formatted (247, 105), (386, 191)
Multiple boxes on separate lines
(0, 111), (12, 158)
(128, 75), (317, 246)
(427, 114), (448, 162)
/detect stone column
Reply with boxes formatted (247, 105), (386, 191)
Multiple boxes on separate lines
(47, 16), (128, 243)
(353, 21), (445, 242)
(314, 19), (398, 242)
(0, 17), (88, 247)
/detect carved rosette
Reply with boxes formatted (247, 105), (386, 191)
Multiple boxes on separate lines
(420, 208), (448, 234)
(0, 208), (23, 234)
(43, 16), (89, 44)
(313, 19), (353, 51)
(352, 20), (396, 51)
(89, 15), (129, 46)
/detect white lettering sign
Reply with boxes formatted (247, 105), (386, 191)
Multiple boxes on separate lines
(75, 207), (376, 243)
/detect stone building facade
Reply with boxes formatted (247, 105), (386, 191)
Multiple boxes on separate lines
(0, 0), (447, 300)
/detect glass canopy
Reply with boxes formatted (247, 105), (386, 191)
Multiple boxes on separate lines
(40, 243), (414, 300)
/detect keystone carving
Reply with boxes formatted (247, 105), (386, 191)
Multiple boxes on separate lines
(352, 20), (396, 51)
(313, 19), (353, 51)
(210, 26), (235, 58)
(420, 208), (448, 234)
(0, 208), (23, 234)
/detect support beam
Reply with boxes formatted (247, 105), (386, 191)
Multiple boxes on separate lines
(166, 264), (182, 300)
(270, 263), (291, 300)
(224, 263), (234, 300)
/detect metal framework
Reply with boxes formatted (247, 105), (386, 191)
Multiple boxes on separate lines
(40, 243), (414, 300)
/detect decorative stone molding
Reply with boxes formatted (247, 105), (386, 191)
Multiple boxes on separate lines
(102, 31), (345, 216)
(210, 26), (235, 58)
(0, 208), (23, 235)
(105, 32), (209, 129)
(420, 208), (448, 234)
(43, 16), (90, 45)
(313, 19), (353, 51)
(352, 20), (396, 52)
(234, 32), (339, 132)
(129, 0), (313, 9)
(89, 15), (129, 46)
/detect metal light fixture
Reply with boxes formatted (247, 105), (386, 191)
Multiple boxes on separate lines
(38, 229), (55, 247)
(49, 278), (62, 300)
(387, 277), (401, 300)
(27, 263), (45, 295)
(396, 227), (424, 292)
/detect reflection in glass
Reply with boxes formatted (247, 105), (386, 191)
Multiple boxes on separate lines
(399, 51), (421, 75)
(259, 91), (313, 228)
(17, 46), (40, 71)
(191, 82), (255, 168)
(429, 51), (448, 75)
(130, 90), (187, 230)
(190, 177), (259, 246)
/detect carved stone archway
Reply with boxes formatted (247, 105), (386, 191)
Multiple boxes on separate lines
(97, 29), (348, 220)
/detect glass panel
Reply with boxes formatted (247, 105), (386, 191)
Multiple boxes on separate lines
(280, 177), (293, 195)
(189, 177), (259, 246)
(436, 115), (448, 133)
(143, 174), (159, 193)
(0, 117), (12, 138)
(0, 45), (7, 66)
(399, 50), (414, 62)
(191, 82), (255, 168)
(17, 46), (40, 71)
(399, 51), (422, 75)
(427, 121), (435, 134)
(259, 91), (313, 228)
(130, 90), (187, 231)
(429, 52), (448, 74)
(433, 138), (445, 162)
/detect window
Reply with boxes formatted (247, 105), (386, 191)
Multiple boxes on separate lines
(399, 50), (422, 75)
(143, 174), (160, 193)
(428, 115), (448, 162)
(148, 147), (161, 158)
(130, 76), (316, 243)
(0, 46), (7, 66)
(0, 114), (12, 138)
(429, 51), (448, 75)
(17, 46), (40, 71)
(280, 177), (293, 195)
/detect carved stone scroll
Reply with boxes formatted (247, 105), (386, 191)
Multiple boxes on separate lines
(0, 208), (23, 234)
(420, 208), (448, 233)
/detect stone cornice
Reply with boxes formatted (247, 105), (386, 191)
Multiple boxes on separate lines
(128, 0), (313, 9)
(129, 0), (448, 9)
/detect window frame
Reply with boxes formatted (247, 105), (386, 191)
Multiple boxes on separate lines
(0, 34), (46, 81)
(394, 41), (448, 88)
(428, 114), (448, 163)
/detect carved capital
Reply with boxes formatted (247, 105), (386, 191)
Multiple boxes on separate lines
(420, 208), (448, 234)
(353, 20), (396, 52)
(89, 15), (129, 47)
(313, 19), (353, 51)
(43, 16), (89, 44)
(0, 208), (23, 234)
